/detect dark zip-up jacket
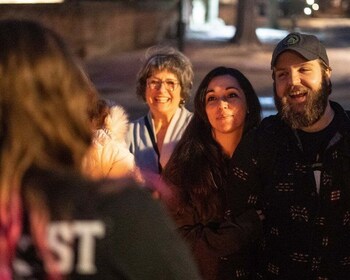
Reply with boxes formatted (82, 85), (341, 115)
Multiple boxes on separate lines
(230, 101), (350, 280)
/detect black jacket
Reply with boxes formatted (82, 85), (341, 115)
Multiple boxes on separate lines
(167, 159), (262, 280)
(14, 170), (202, 280)
(230, 101), (350, 280)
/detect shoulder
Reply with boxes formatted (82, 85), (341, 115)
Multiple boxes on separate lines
(328, 101), (350, 137)
(239, 115), (283, 144)
(179, 107), (193, 121)
(94, 178), (153, 210)
(107, 105), (129, 141)
(252, 114), (292, 146)
(331, 101), (350, 123)
(258, 114), (284, 133)
(168, 107), (193, 132)
(126, 114), (148, 146)
(93, 179), (202, 279)
(181, 106), (193, 116)
(58, 177), (158, 222)
(129, 114), (148, 129)
(234, 115), (287, 161)
(24, 169), (142, 211)
(30, 170), (202, 279)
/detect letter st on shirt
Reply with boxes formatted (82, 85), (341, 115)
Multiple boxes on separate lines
(48, 221), (105, 275)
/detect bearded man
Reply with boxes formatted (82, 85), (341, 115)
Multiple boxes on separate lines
(229, 32), (350, 280)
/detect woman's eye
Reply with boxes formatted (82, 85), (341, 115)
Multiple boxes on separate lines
(228, 92), (238, 98)
(166, 81), (175, 87)
(150, 80), (160, 86)
(207, 96), (216, 102)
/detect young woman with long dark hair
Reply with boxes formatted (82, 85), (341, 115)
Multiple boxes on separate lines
(162, 66), (262, 280)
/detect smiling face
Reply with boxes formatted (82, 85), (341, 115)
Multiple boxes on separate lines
(273, 51), (331, 128)
(205, 75), (247, 140)
(145, 70), (181, 120)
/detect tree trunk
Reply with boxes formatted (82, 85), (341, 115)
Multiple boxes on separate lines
(231, 0), (260, 46)
(268, 0), (279, 29)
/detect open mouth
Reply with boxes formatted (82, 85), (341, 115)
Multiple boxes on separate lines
(288, 89), (308, 102)
(154, 97), (170, 103)
(289, 92), (307, 98)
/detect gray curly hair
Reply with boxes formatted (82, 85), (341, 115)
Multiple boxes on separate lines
(136, 46), (194, 105)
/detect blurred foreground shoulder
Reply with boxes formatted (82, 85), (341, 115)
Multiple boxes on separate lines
(22, 171), (201, 279)
(93, 177), (202, 279)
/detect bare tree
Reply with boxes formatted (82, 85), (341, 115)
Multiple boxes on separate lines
(231, 0), (260, 46)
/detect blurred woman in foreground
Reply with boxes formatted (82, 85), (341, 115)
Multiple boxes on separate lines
(0, 19), (201, 280)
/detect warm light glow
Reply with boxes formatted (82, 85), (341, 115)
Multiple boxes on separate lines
(312, 3), (319, 10)
(306, 0), (315, 5)
(304, 7), (312, 15)
(0, 0), (64, 3)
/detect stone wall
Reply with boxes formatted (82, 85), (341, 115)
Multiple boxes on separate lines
(0, 1), (179, 59)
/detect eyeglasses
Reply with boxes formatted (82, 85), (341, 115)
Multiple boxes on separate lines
(147, 78), (180, 92)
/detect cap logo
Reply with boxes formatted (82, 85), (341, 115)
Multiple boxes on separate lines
(283, 34), (300, 46)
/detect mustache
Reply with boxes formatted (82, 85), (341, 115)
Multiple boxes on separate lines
(287, 85), (309, 95)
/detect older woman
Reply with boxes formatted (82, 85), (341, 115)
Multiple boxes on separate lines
(127, 46), (194, 177)
(162, 67), (262, 280)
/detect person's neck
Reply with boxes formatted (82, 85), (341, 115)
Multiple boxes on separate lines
(152, 113), (173, 134)
(151, 107), (179, 133)
(300, 102), (334, 133)
(214, 129), (243, 158)
(151, 109), (178, 153)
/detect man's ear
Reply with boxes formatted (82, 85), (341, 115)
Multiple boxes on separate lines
(325, 67), (332, 80)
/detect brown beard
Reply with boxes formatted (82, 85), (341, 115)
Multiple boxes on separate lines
(274, 77), (330, 129)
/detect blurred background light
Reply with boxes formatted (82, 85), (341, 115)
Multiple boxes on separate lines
(304, 7), (312, 15)
(312, 3), (319, 10)
(0, 0), (63, 3)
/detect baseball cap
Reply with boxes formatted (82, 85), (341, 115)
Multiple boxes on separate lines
(271, 32), (329, 68)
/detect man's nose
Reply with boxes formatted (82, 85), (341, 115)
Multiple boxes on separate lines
(289, 70), (301, 86)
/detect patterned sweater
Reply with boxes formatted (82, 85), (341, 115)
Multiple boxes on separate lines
(230, 101), (350, 280)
